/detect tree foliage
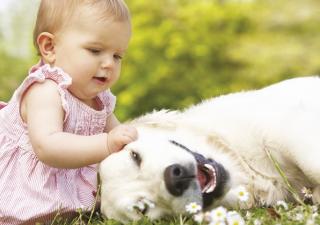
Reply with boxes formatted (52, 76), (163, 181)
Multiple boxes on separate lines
(1, 0), (320, 121)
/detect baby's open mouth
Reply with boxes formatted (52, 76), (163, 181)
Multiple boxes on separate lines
(93, 77), (107, 83)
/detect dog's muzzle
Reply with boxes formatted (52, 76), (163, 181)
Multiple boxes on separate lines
(164, 163), (196, 196)
(167, 140), (229, 208)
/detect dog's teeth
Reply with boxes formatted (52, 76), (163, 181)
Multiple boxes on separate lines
(204, 164), (214, 172)
(202, 164), (216, 193)
(202, 183), (214, 193)
(206, 185), (214, 194)
(205, 184), (215, 193)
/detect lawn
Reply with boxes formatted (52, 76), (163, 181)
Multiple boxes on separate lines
(49, 202), (320, 225)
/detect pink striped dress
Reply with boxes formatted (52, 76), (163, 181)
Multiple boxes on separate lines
(0, 64), (116, 224)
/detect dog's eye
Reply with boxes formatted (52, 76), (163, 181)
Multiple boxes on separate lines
(130, 151), (141, 166)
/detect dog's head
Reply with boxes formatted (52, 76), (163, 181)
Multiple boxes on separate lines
(99, 122), (232, 222)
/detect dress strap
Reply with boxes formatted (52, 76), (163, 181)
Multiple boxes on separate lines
(98, 90), (116, 116)
(15, 64), (72, 121)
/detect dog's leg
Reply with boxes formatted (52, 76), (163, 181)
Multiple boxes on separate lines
(281, 119), (320, 186)
(288, 144), (320, 185)
(312, 186), (320, 204)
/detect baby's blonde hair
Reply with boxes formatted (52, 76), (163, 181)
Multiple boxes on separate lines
(33, 0), (131, 54)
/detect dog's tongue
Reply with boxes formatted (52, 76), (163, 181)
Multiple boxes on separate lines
(197, 168), (207, 189)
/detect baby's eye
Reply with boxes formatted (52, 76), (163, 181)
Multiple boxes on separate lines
(87, 48), (101, 55)
(114, 54), (123, 61)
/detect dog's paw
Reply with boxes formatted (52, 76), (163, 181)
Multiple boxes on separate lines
(127, 197), (156, 215)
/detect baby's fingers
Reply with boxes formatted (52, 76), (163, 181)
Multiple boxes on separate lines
(122, 128), (138, 144)
(125, 126), (138, 140)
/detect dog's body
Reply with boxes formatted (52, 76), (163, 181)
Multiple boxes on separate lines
(100, 77), (320, 222)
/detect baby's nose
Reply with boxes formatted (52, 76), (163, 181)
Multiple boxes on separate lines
(101, 56), (114, 69)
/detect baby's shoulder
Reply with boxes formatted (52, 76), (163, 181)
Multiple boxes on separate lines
(20, 79), (62, 120)
(23, 79), (60, 101)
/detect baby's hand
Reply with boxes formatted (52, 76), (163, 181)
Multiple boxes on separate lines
(107, 125), (138, 153)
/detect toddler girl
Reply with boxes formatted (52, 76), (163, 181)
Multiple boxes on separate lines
(0, 0), (137, 224)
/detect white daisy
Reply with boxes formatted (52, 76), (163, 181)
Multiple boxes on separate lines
(235, 186), (249, 202)
(226, 211), (245, 225)
(185, 202), (202, 214)
(210, 206), (228, 222)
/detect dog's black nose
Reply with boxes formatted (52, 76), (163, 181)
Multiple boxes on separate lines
(164, 164), (195, 196)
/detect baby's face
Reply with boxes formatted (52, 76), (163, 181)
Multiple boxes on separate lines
(52, 6), (131, 104)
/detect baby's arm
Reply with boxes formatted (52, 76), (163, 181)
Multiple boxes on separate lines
(21, 80), (136, 169)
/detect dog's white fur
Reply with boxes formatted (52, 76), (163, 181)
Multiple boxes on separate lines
(100, 77), (320, 222)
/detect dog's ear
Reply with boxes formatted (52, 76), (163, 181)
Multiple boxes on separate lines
(141, 121), (177, 130)
(128, 110), (179, 130)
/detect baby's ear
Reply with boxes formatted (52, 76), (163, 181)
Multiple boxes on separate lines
(37, 32), (56, 64)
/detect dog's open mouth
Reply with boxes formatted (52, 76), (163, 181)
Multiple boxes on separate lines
(197, 163), (217, 194)
(169, 140), (229, 208)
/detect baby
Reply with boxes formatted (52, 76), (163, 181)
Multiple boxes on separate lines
(0, 0), (137, 224)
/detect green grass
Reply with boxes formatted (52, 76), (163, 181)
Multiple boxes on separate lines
(48, 203), (320, 225)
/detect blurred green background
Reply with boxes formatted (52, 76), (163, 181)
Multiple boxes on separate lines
(1, 0), (320, 121)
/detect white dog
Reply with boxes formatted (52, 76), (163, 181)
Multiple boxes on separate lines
(100, 76), (320, 222)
